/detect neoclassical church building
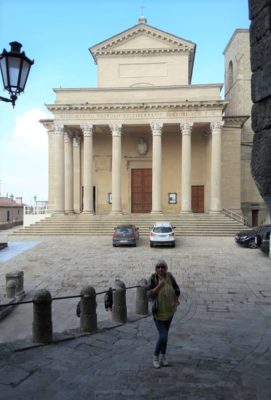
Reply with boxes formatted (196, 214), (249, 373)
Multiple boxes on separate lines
(41, 17), (265, 226)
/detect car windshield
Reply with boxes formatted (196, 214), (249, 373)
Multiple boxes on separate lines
(153, 227), (172, 233)
(116, 228), (133, 234)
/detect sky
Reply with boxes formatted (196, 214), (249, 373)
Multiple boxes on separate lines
(0, 0), (250, 205)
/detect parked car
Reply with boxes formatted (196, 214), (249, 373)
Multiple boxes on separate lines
(256, 225), (271, 247)
(235, 229), (258, 248)
(235, 224), (271, 249)
(259, 230), (270, 254)
(149, 221), (176, 248)
(112, 224), (139, 247)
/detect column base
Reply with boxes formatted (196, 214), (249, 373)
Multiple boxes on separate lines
(82, 211), (94, 215)
(111, 211), (123, 215)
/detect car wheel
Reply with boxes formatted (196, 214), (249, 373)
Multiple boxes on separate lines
(248, 239), (257, 249)
(150, 242), (153, 248)
(113, 244), (117, 247)
(171, 243), (175, 248)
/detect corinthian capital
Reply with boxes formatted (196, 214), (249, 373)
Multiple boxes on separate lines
(110, 123), (122, 137)
(180, 121), (193, 135)
(210, 121), (224, 134)
(53, 122), (64, 135)
(150, 122), (163, 136)
(80, 123), (94, 137)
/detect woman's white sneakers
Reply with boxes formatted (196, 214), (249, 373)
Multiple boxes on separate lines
(153, 356), (160, 368)
(153, 354), (169, 368)
(160, 354), (169, 366)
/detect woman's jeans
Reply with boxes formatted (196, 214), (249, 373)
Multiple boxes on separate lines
(154, 316), (173, 356)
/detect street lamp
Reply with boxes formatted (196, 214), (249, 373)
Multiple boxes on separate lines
(0, 41), (34, 107)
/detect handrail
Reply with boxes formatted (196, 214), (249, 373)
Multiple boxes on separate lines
(222, 208), (247, 225)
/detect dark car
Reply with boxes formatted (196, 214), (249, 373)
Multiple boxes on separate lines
(235, 224), (271, 249)
(259, 230), (270, 254)
(235, 229), (258, 248)
(112, 224), (139, 247)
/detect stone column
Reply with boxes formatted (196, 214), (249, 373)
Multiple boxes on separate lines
(54, 123), (65, 213)
(110, 124), (122, 214)
(41, 121), (54, 212)
(81, 124), (94, 214)
(73, 135), (81, 213)
(64, 130), (74, 214)
(180, 122), (193, 213)
(210, 121), (223, 212)
(151, 122), (163, 214)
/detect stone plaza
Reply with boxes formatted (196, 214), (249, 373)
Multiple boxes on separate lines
(0, 228), (271, 399)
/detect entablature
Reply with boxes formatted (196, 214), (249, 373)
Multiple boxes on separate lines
(48, 101), (226, 125)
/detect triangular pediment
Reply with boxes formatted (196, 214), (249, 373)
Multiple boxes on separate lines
(90, 22), (196, 61)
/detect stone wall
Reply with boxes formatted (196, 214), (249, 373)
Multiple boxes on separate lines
(249, 0), (271, 215)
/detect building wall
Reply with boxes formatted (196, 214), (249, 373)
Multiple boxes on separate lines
(97, 53), (190, 88)
(224, 29), (266, 225)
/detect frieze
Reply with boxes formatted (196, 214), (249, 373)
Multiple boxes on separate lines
(55, 109), (222, 121)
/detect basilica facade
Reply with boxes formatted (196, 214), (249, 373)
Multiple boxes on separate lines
(41, 18), (265, 225)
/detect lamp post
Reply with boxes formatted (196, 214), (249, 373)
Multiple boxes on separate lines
(0, 41), (34, 107)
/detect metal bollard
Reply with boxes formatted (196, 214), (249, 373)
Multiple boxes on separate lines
(112, 279), (127, 323)
(32, 289), (53, 344)
(80, 286), (97, 333)
(136, 279), (149, 315)
(6, 270), (24, 296)
(6, 280), (16, 299)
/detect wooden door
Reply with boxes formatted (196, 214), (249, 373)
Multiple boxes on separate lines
(131, 169), (152, 213)
(252, 210), (258, 227)
(191, 185), (204, 213)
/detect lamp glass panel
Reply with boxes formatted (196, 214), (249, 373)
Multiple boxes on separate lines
(8, 56), (21, 89)
(19, 59), (31, 90)
(0, 57), (8, 88)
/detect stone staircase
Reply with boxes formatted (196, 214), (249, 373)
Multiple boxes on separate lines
(10, 212), (246, 237)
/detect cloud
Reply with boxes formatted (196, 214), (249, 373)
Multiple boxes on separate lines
(0, 109), (50, 204)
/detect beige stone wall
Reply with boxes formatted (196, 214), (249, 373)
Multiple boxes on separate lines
(97, 53), (190, 88)
(221, 127), (241, 212)
(224, 29), (265, 223)
(0, 207), (23, 224)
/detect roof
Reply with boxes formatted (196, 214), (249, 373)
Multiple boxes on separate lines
(0, 197), (24, 208)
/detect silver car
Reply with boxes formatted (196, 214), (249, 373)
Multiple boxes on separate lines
(149, 221), (176, 248)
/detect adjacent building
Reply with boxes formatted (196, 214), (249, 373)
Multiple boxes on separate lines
(0, 196), (24, 228)
(41, 18), (266, 226)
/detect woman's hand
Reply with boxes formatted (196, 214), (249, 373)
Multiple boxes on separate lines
(158, 279), (166, 288)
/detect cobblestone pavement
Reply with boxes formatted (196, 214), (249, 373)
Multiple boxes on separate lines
(0, 229), (271, 399)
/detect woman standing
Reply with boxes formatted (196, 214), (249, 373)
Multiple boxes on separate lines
(147, 259), (180, 368)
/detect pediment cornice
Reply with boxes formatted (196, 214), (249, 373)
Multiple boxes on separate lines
(90, 23), (195, 63)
